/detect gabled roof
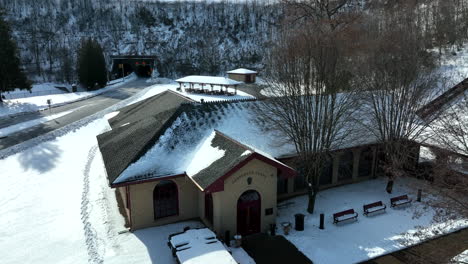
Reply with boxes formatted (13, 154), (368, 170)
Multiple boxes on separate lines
(227, 68), (257, 74)
(97, 90), (193, 185)
(189, 130), (296, 192)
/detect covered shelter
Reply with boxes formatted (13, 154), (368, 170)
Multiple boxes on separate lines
(175, 76), (242, 95)
(227, 68), (257, 83)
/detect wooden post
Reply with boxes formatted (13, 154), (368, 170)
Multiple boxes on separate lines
(417, 189), (422, 202)
(319, 214), (324, 229)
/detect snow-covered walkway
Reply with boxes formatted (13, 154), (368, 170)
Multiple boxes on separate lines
(276, 178), (468, 264)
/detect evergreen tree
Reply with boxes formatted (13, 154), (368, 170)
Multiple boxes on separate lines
(0, 12), (31, 102)
(77, 38), (107, 90)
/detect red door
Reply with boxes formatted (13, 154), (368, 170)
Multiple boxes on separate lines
(237, 190), (261, 236)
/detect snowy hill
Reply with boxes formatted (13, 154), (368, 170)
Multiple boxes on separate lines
(2, 0), (282, 81)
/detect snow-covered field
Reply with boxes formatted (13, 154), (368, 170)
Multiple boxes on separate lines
(276, 178), (468, 264)
(0, 74), (137, 118)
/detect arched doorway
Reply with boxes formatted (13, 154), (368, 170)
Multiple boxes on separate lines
(237, 190), (261, 236)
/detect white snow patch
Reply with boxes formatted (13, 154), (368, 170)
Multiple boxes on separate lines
(169, 228), (237, 264)
(176, 75), (242, 86)
(105, 111), (120, 120)
(186, 131), (225, 176)
(227, 68), (257, 74)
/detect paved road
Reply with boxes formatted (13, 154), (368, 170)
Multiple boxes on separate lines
(362, 227), (468, 264)
(0, 78), (151, 150)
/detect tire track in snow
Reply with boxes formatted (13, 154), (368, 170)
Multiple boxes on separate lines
(81, 145), (104, 264)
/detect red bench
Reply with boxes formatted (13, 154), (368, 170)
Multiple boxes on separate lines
(363, 201), (387, 216)
(390, 195), (412, 208)
(333, 209), (358, 224)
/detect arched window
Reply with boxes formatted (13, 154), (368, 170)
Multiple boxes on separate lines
(154, 180), (178, 219)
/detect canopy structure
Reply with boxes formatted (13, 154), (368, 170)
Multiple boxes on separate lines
(175, 75), (242, 95)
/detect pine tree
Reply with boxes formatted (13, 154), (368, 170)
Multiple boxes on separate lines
(77, 38), (107, 90)
(0, 12), (31, 102)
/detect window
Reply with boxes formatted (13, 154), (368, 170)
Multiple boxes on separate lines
(277, 170), (288, 195)
(294, 167), (307, 191)
(319, 157), (333, 186)
(205, 193), (213, 224)
(359, 147), (374, 177)
(154, 180), (178, 219)
(338, 151), (354, 181)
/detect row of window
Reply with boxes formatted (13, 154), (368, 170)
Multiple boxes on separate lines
(278, 147), (376, 193)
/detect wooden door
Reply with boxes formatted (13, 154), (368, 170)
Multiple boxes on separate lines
(237, 190), (261, 236)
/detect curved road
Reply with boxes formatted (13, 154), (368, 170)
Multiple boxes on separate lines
(0, 78), (151, 150)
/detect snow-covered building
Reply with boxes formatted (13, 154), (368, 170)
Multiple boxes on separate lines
(227, 68), (257, 83)
(96, 89), (399, 236)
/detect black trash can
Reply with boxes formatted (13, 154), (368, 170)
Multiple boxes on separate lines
(295, 213), (305, 231)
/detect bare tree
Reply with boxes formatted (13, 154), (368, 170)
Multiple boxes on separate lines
(358, 20), (443, 193)
(257, 25), (358, 213)
(429, 90), (468, 156)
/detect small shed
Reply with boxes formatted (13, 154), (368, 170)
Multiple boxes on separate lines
(227, 68), (257, 84)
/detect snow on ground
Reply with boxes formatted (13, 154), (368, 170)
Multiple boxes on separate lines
(276, 177), (468, 264)
(0, 74), (137, 118)
(2, 83), (68, 100)
(0, 109), (78, 137)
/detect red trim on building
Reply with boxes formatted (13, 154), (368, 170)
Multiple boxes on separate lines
(205, 152), (297, 193)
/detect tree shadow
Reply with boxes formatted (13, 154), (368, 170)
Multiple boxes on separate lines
(17, 141), (62, 173)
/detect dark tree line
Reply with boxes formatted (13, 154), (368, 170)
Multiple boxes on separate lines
(0, 11), (30, 102)
(77, 39), (107, 89)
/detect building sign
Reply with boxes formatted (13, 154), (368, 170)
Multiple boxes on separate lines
(231, 171), (268, 185)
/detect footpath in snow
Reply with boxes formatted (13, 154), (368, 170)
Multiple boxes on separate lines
(0, 74), (137, 118)
(276, 177), (468, 264)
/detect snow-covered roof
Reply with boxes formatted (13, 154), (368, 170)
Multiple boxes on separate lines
(111, 98), (377, 185)
(169, 228), (237, 264)
(175, 76), (242, 86)
(227, 68), (257, 74)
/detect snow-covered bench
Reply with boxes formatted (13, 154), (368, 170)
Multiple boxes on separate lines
(363, 201), (387, 216)
(333, 209), (358, 224)
(390, 195), (412, 208)
(168, 228), (237, 264)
